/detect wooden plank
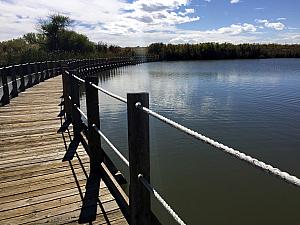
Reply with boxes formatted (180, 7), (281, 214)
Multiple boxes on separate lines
(0, 134), (67, 149)
(0, 159), (89, 190)
(0, 178), (88, 207)
(0, 125), (66, 137)
(18, 200), (120, 225)
(0, 75), (127, 225)
(63, 209), (125, 225)
(0, 116), (59, 125)
(0, 157), (89, 184)
(0, 171), (87, 198)
(0, 188), (112, 221)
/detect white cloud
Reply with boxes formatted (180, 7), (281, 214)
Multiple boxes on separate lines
(179, 8), (195, 16)
(169, 23), (258, 44)
(256, 19), (268, 23)
(0, 0), (128, 39)
(122, 0), (199, 27)
(204, 0), (211, 2)
(0, 0), (297, 46)
(230, 0), (240, 4)
(270, 33), (300, 44)
(276, 17), (286, 21)
(124, 0), (188, 12)
(217, 23), (256, 34)
(265, 22), (285, 30)
(256, 19), (285, 30)
(169, 32), (257, 44)
(0, 0), (200, 44)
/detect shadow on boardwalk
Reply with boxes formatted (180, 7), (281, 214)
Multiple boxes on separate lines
(0, 75), (127, 225)
(58, 99), (127, 225)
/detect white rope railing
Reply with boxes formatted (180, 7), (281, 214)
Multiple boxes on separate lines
(136, 102), (300, 187)
(92, 124), (129, 167)
(71, 74), (85, 83)
(70, 93), (129, 167)
(66, 83), (184, 224)
(74, 104), (88, 120)
(138, 174), (186, 225)
(90, 83), (127, 103)
(62, 71), (300, 224)
(66, 74), (127, 103)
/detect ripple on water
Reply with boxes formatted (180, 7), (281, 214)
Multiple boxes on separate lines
(78, 59), (300, 225)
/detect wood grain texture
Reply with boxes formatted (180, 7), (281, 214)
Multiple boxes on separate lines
(0, 75), (128, 225)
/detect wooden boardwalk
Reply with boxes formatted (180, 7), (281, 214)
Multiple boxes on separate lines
(0, 76), (128, 224)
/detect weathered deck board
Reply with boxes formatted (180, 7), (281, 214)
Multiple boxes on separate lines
(0, 76), (128, 225)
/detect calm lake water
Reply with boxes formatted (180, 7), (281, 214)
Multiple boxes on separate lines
(0, 59), (298, 223)
(82, 59), (300, 225)
(84, 59), (299, 224)
(1, 58), (299, 224)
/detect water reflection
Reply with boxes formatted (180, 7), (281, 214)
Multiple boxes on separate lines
(78, 59), (300, 225)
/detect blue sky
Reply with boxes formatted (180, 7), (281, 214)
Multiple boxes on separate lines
(0, 0), (299, 46)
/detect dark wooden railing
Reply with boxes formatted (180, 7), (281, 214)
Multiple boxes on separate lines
(2, 54), (299, 225)
(0, 56), (157, 106)
(61, 56), (162, 225)
(0, 61), (61, 106)
(0, 55), (174, 224)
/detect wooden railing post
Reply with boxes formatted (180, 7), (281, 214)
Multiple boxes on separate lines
(74, 60), (79, 73)
(56, 61), (59, 76)
(45, 61), (50, 80)
(19, 64), (26, 92)
(57, 60), (62, 75)
(0, 67), (10, 105)
(69, 70), (81, 138)
(52, 61), (57, 77)
(47, 61), (51, 78)
(27, 63), (33, 88)
(32, 63), (37, 84)
(61, 65), (72, 122)
(34, 62), (40, 84)
(10, 65), (18, 98)
(51, 61), (55, 77)
(127, 93), (151, 225)
(85, 76), (103, 172)
(40, 62), (45, 82)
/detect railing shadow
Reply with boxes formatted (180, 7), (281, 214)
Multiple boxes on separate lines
(58, 100), (113, 225)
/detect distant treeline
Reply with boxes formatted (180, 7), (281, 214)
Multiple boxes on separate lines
(1, 14), (300, 66)
(0, 38), (136, 67)
(148, 43), (300, 60)
(0, 14), (139, 66)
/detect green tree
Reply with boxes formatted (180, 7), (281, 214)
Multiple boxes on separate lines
(39, 14), (72, 51)
(0, 38), (44, 66)
(23, 32), (46, 46)
(57, 30), (95, 52)
(147, 42), (300, 61)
